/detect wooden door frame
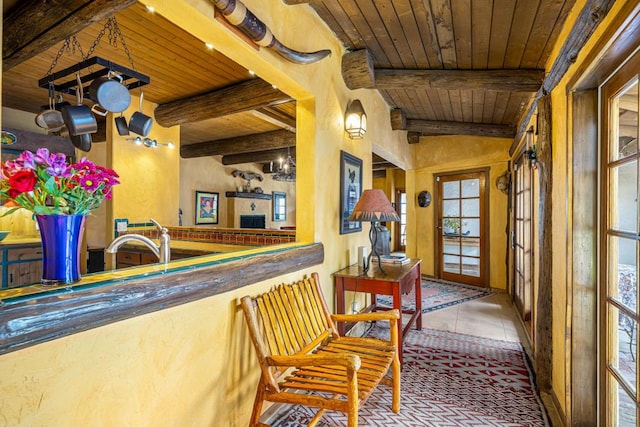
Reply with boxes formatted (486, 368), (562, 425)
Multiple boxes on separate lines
(565, 3), (640, 424)
(433, 167), (490, 287)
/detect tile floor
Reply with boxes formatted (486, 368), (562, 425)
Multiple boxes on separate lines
(422, 291), (527, 343)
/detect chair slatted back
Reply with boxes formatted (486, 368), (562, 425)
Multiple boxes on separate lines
(241, 274), (337, 390)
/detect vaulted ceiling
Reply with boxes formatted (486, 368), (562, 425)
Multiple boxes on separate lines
(2, 0), (586, 170)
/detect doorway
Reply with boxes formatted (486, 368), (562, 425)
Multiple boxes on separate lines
(513, 154), (534, 337)
(395, 188), (406, 252)
(436, 170), (488, 287)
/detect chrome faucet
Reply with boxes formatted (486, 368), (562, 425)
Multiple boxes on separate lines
(105, 218), (171, 264)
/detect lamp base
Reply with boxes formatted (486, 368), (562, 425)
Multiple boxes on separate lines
(363, 222), (387, 276)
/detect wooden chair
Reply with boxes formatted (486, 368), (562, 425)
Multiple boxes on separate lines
(240, 272), (401, 427)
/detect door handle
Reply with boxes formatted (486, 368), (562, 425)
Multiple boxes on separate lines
(436, 226), (443, 230)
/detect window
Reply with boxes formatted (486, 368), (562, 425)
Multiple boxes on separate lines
(273, 192), (286, 222)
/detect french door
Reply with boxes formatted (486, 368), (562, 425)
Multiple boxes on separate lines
(513, 155), (534, 337)
(601, 50), (639, 426)
(436, 170), (488, 287)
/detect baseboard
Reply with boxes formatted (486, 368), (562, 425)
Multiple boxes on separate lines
(540, 389), (566, 427)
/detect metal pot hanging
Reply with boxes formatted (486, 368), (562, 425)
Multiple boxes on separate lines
(89, 71), (131, 113)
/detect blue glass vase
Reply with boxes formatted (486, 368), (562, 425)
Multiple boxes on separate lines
(36, 214), (86, 285)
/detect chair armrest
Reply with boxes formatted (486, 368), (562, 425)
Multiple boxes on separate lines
(267, 353), (361, 371)
(331, 309), (400, 323)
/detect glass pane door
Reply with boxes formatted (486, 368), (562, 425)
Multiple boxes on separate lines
(514, 156), (533, 337)
(395, 189), (406, 251)
(602, 53), (639, 426)
(437, 171), (487, 286)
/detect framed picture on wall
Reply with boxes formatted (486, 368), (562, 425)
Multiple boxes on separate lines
(195, 191), (219, 225)
(340, 150), (363, 234)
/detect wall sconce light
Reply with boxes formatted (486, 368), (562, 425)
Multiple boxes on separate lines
(127, 136), (174, 149)
(345, 99), (367, 139)
(524, 126), (537, 168)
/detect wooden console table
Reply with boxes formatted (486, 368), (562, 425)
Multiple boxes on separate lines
(333, 258), (422, 364)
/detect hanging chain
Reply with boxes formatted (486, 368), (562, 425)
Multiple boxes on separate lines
(84, 17), (137, 71)
(112, 17), (137, 71)
(44, 36), (86, 77)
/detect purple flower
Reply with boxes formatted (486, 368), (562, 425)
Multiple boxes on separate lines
(46, 153), (72, 177)
(34, 148), (71, 177)
(6, 151), (36, 172)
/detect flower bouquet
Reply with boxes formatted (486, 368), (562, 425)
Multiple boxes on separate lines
(0, 148), (119, 285)
(0, 148), (119, 215)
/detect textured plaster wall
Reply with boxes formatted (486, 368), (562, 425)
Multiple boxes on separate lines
(411, 135), (511, 289)
(109, 95), (181, 230)
(0, 0), (412, 426)
(179, 156), (296, 229)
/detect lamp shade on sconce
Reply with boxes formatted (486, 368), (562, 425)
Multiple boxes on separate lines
(345, 99), (367, 139)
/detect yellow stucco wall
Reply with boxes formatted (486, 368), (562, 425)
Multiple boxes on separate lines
(0, 0), (412, 426)
(412, 135), (511, 289)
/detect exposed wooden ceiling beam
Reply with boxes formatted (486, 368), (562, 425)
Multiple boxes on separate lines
(373, 162), (396, 170)
(3, 0), (137, 71)
(406, 120), (515, 138)
(181, 130), (295, 158)
(155, 79), (292, 127)
(342, 49), (544, 92)
(222, 147), (296, 166)
(373, 170), (386, 179)
(251, 106), (296, 132)
(391, 108), (514, 138)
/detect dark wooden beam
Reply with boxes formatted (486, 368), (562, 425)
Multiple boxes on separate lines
(155, 79), (292, 127)
(535, 92), (553, 393)
(390, 109), (406, 130)
(373, 162), (395, 170)
(372, 170), (386, 179)
(342, 49), (375, 90)
(3, 0), (137, 71)
(222, 147), (296, 166)
(180, 130), (295, 158)
(376, 69), (544, 92)
(342, 49), (543, 92)
(404, 119), (515, 138)
(407, 132), (421, 144)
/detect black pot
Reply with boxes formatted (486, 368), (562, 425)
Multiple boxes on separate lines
(70, 133), (92, 152)
(115, 115), (129, 136)
(129, 111), (153, 136)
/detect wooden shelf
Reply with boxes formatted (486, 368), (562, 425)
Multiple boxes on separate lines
(225, 191), (272, 200)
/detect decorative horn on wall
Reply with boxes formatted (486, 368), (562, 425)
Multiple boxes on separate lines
(211, 0), (331, 64)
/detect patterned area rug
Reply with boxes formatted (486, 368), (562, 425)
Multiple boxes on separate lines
(272, 327), (549, 427)
(376, 279), (492, 313)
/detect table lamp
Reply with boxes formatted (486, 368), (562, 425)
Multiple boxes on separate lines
(347, 189), (400, 274)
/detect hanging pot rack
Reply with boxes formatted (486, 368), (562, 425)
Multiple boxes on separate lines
(37, 17), (149, 102)
(37, 56), (149, 100)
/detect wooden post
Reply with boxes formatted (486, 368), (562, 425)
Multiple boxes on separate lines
(535, 92), (553, 392)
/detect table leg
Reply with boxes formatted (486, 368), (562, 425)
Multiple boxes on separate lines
(415, 266), (422, 330)
(392, 283), (403, 365)
(336, 277), (346, 336)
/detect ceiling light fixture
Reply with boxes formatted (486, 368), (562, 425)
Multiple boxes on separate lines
(272, 147), (296, 182)
(205, 42), (215, 50)
(345, 99), (367, 140)
(127, 137), (174, 149)
(146, 5), (155, 13)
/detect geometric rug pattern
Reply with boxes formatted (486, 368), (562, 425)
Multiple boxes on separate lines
(376, 279), (492, 313)
(272, 326), (549, 427)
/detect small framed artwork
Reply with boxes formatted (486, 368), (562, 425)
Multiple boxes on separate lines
(195, 191), (219, 225)
(340, 150), (363, 234)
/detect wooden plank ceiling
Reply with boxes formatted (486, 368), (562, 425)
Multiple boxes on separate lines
(288, 0), (575, 140)
(2, 0), (578, 169)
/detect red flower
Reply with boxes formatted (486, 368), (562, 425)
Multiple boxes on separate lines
(7, 169), (37, 196)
